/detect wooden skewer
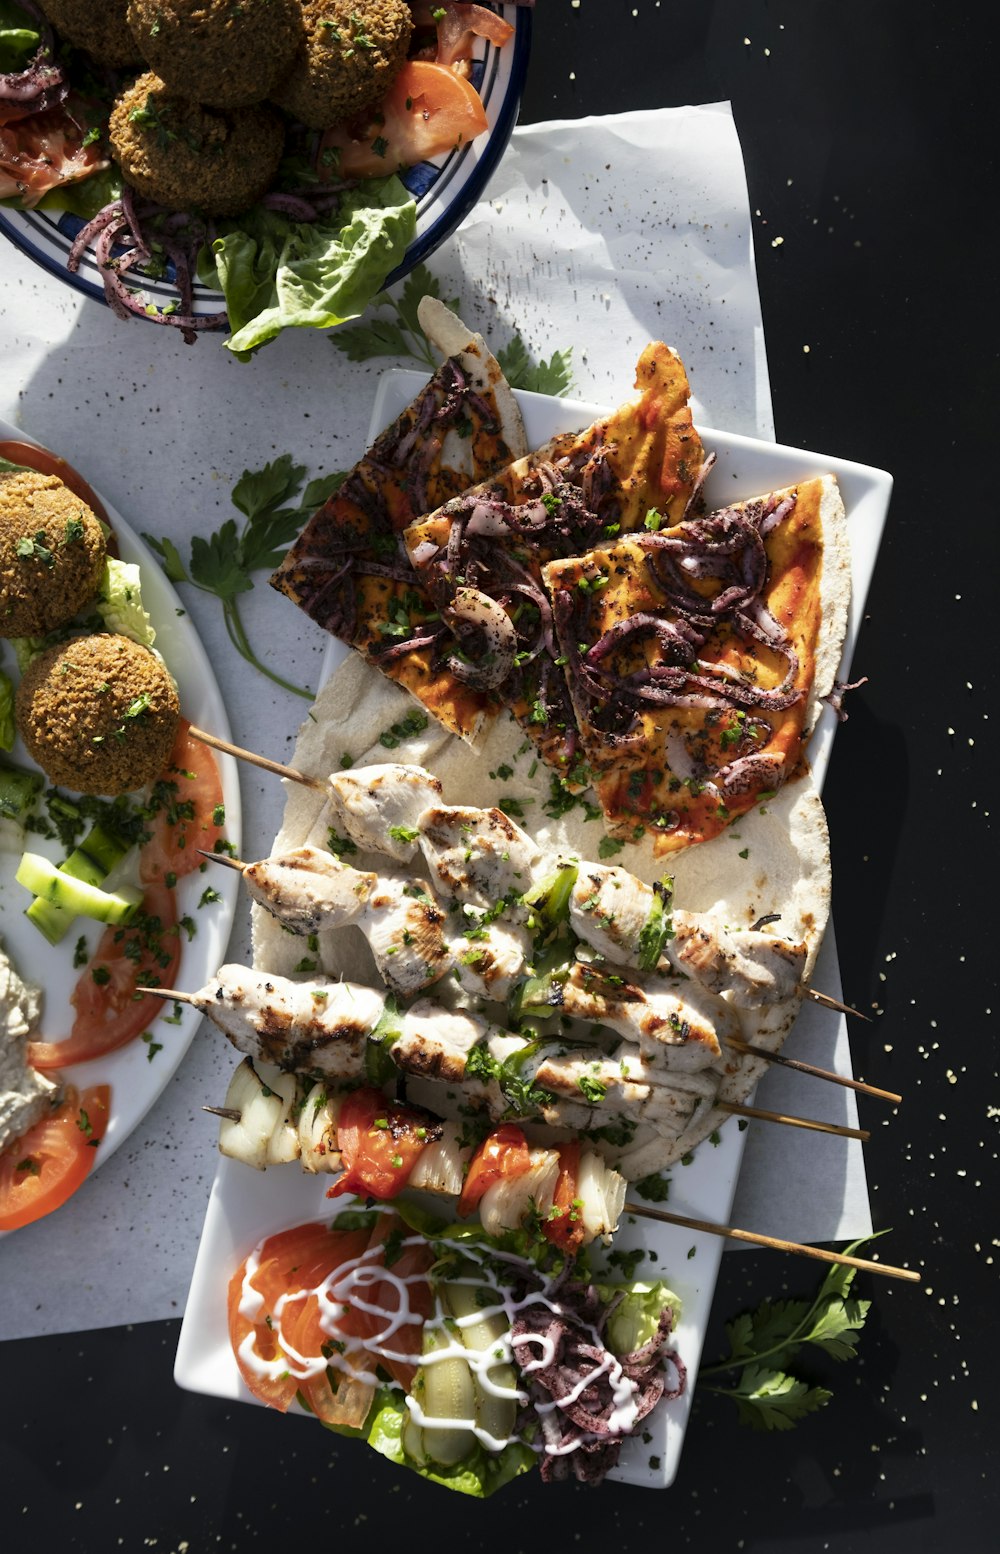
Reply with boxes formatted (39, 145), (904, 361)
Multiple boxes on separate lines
(200, 849), (246, 872)
(724, 1037), (900, 1105)
(719, 1100), (869, 1142)
(626, 1202), (918, 1283)
(806, 987), (871, 1022)
(203, 1105), (241, 1122)
(189, 724), (324, 791)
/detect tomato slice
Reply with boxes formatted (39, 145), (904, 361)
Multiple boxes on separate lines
(457, 1123), (532, 1218)
(0, 103), (107, 207)
(328, 1088), (433, 1200)
(320, 60), (489, 179)
(140, 719), (225, 883)
(343, 1212), (434, 1392)
(0, 1085), (110, 1231)
(227, 1222), (374, 1417)
(28, 882), (181, 1070)
(0, 438), (115, 537)
(541, 1141), (586, 1254)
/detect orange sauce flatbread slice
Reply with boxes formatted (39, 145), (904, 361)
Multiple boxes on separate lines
(402, 342), (705, 772)
(543, 477), (840, 852)
(270, 347), (524, 741)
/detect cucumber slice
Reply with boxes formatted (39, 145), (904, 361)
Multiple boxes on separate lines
(443, 1282), (518, 1448)
(16, 852), (142, 926)
(417, 1320), (477, 1467)
(0, 758), (43, 820)
(24, 821), (134, 944)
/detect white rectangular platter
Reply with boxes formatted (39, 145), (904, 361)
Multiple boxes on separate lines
(175, 369), (892, 1489)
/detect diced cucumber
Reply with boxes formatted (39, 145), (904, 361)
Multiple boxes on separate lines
(16, 852), (142, 927)
(0, 758), (43, 821)
(24, 821), (134, 944)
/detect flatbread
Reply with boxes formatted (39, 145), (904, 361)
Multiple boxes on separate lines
(270, 299), (528, 742)
(542, 476), (849, 852)
(251, 652), (831, 1177)
(401, 342), (705, 776)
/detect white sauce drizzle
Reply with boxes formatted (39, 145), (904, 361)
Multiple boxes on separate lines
(238, 1205), (664, 1459)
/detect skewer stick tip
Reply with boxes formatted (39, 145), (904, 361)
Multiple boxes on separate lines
(203, 1105), (242, 1122)
(199, 848), (246, 871)
(807, 987), (872, 1022)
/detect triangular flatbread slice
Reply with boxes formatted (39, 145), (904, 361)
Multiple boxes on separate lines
(542, 475), (849, 852)
(402, 343), (706, 776)
(270, 299), (528, 741)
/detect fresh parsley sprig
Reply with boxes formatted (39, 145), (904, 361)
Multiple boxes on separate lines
(144, 455), (344, 700)
(698, 1233), (881, 1431)
(333, 263), (575, 396)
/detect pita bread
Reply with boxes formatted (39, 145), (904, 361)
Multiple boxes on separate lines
(251, 652), (831, 1178)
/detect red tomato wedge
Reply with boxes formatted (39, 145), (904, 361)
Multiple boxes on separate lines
(28, 882), (181, 1070)
(457, 1123), (532, 1218)
(320, 60), (488, 178)
(0, 103), (107, 207)
(341, 1212), (434, 1392)
(0, 438), (115, 536)
(541, 1141), (586, 1254)
(140, 719), (225, 883)
(0, 1085), (110, 1231)
(328, 1088), (433, 1200)
(228, 1222), (375, 1420)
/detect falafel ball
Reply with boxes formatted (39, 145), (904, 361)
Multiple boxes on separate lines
(108, 73), (286, 217)
(16, 634), (180, 797)
(270, 0), (412, 131)
(0, 470), (107, 639)
(42, 0), (145, 69)
(126, 0), (303, 110)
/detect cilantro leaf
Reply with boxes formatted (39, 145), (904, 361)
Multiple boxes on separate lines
(497, 334), (574, 396)
(700, 1233), (885, 1430)
(333, 317), (416, 363)
(189, 521), (253, 601)
(231, 453), (306, 522)
(726, 1365), (833, 1432)
(142, 533), (189, 585)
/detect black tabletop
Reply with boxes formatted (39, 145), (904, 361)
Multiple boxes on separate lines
(3, 5), (995, 1551)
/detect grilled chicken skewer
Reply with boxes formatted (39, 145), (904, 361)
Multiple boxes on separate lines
(188, 729), (867, 1020)
(146, 970), (869, 1147)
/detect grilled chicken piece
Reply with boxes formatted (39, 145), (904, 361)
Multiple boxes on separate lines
(326, 763), (443, 863)
(568, 862), (806, 1007)
(393, 1002), (492, 1091)
(530, 961), (737, 1071)
(448, 917), (532, 1002)
(671, 912), (806, 1006)
(200, 966), (385, 1079)
(243, 847), (376, 933)
(243, 848), (450, 997)
(359, 876), (451, 995)
(417, 804), (540, 908)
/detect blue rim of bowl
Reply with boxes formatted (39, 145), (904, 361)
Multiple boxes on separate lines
(0, 7), (531, 318)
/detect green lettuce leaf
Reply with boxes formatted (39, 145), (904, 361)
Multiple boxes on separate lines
(207, 178), (417, 359)
(364, 1393), (535, 1498)
(596, 1280), (682, 1357)
(97, 558), (155, 647)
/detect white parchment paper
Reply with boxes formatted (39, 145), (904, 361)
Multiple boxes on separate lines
(0, 104), (869, 1341)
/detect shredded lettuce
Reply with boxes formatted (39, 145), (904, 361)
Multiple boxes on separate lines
(0, 668), (15, 750)
(596, 1280), (682, 1358)
(97, 557), (155, 647)
(205, 177), (417, 359)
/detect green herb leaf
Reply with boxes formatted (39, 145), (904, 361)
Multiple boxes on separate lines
(724, 1365), (833, 1431)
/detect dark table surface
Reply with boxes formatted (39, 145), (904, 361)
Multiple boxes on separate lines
(3, 4), (995, 1551)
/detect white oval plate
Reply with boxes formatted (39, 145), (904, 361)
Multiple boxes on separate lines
(0, 416), (242, 1230)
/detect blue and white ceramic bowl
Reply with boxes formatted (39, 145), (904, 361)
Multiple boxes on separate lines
(0, 5), (531, 323)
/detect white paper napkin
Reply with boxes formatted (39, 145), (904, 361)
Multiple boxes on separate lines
(0, 104), (868, 1340)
